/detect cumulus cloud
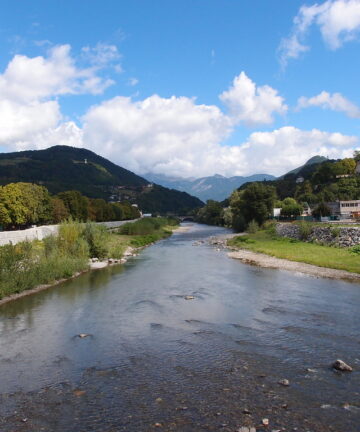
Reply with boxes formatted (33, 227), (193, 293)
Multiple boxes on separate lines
(0, 45), (357, 178)
(219, 72), (287, 127)
(279, 0), (360, 67)
(297, 91), (360, 118)
(82, 94), (233, 176)
(80, 93), (357, 177)
(0, 44), (115, 149)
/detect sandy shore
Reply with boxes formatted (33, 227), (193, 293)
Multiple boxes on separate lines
(228, 249), (360, 282)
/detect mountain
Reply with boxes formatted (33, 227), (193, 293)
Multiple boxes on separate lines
(283, 155), (328, 177)
(0, 146), (203, 214)
(144, 173), (276, 201)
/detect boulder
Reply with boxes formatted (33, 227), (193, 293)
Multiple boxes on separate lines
(332, 359), (352, 372)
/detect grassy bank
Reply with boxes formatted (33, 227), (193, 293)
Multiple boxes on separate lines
(228, 230), (360, 274)
(0, 217), (179, 300)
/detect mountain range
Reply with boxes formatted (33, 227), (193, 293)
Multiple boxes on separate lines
(144, 173), (276, 202)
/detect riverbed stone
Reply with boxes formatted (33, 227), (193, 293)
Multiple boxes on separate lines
(332, 359), (353, 372)
(278, 379), (290, 386)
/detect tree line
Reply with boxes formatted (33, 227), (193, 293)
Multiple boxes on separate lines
(195, 151), (360, 231)
(0, 182), (140, 229)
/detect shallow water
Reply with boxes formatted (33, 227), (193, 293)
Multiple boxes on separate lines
(0, 223), (359, 431)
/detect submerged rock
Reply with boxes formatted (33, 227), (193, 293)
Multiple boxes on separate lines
(332, 359), (353, 372)
(278, 379), (290, 386)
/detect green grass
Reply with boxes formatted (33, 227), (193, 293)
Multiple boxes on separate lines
(228, 230), (360, 274)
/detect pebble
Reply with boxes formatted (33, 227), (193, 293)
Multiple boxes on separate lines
(278, 379), (290, 386)
(78, 333), (90, 338)
(332, 359), (353, 372)
(262, 418), (269, 426)
(184, 295), (195, 300)
(237, 428), (256, 432)
(306, 368), (316, 373)
(155, 397), (163, 403)
(243, 408), (251, 414)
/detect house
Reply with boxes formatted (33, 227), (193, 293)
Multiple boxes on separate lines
(339, 200), (360, 218)
(301, 202), (312, 216)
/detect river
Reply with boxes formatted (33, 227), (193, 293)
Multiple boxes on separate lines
(0, 223), (359, 431)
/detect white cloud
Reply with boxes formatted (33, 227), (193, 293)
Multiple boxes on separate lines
(280, 0), (360, 67)
(0, 44), (115, 149)
(128, 77), (139, 86)
(219, 72), (287, 127)
(79, 93), (357, 177)
(0, 46), (357, 179)
(297, 91), (360, 118)
(82, 94), (233, 176)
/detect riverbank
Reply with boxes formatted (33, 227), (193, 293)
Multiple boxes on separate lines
(0, 218), (179, 305)
(224, 230), (360, 281)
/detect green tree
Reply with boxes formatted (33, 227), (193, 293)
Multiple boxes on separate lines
(0, 182), (52, 227)
(231, 183), (276, 227)
(51, 197), (69, 223)
(196, 200), (224, 226)
(58, 190), (89, 221)
(312, 202), (331, 218)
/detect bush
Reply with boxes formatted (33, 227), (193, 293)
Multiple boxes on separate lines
(262, 220), (277, 235)
(350, 245), (360, 255)
(118, 217), (176, 235)
(297, 221), (313, 241)
(82, 222), (109, 258)
(247, 220), (259, 234)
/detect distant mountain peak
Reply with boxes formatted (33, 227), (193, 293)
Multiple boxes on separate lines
(304, 155), (328, 166)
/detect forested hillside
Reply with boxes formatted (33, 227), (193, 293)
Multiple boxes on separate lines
(0, 146), (203, 214)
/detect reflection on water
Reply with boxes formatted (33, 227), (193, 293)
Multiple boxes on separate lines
(0, 223), (359, 431)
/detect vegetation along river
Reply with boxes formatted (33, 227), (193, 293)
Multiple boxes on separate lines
(0, 223), (359, 431)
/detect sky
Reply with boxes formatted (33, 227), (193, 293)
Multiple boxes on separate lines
(0, 0), (359, 178)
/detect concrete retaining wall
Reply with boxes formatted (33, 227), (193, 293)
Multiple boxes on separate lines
(276, 223), (360, 247)
(0, 219), (141, 246)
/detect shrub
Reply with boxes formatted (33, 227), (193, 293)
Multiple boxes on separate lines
(247, 220), (259, 234)
(330, 226), (340, 238)
(82, 222), (109, 258)
(297, 221), (313, 241)
(262, 220), (277, 235)
(350, 245), (360, 255)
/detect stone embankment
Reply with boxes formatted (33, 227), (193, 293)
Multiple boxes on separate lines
(276, 223), (360, 247)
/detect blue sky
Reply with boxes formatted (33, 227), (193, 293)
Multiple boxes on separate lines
(0, 0), (359, 177)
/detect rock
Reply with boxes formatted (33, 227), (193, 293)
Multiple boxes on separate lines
(262, 418), (269, 426)
(78, 333), (90, 338)
(154, 423), (162, 427)
(278, 379), (290, 386)
(243, 408), (251, 414)
(184, 295), (195, 300)
(306, 368), (316, 373)
(332, 359), (353, 372)
(237, 428), (256, 432)
(73, 389), (86, 397)
(155, 397), (163, 403)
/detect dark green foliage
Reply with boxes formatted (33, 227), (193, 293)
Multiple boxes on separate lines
(82, 223), (109, 258)
(0, 146), (203, 214)
(312, 202), (331, 218)
(136, 185), (203, 214)
(233, 183), (276, 227)
(195, 200), (224, 226)
(58, 190), (90, 221)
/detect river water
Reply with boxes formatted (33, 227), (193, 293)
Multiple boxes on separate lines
(0, 223), (359, 431)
